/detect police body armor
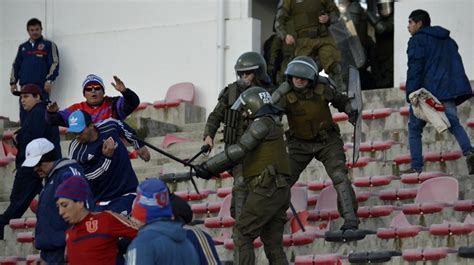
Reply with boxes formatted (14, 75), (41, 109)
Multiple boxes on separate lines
(291, 0), (329, 37)
(285, 83), (335, 140)
(223, 83), (247, 145)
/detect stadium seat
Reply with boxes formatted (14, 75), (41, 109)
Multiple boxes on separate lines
(134, 102), (151, 111)
(399, 82), (406, 91)
(1, 130), (14, 141)
(348, 251), (401, 263)
(402, 177), (458, 215)
(9, 217), (36, 229)
(307, 179), (332, 191)
(393, 154), (411, 165)
(2, 141), (17, 157)
(402, 247), (455, 261)
(458, 246), (474, 258)
(216, 187), (232, 198)
(453, 200), (474, 212)
(356, 191), (374, 202)
(357, 205), (397, 218)
(153, 82), (195, 108)
(378, 188), (418, 201)
(16, 232), (34, 243)
(359, 140), (394, 152)
(26, 254), (40, 265)
(353, 175), (397, 187)
(204, 194), (235, 228)
(223, 237), (262, 250)
(0, 256), (26, 265)
(399, 106), (409, 116)
(0, 140), (12, 167)
(307, 194), (318, 206)
(332, 112), (348, 122)
(174, 189), (214, 201)
(29, 199), (38, 214)
(346, 157), (371, 169)
(161, 133), (192, 148)
(400, 171), (451, 184)
(441, 150), (462, 161)
(467, 118), (474, 128)
(295, 254), (343, 265)
(362, 108), (393, 120)
(308, 186), (340, 221)
(282, 231), (315, 247)
(429, 222), (472, 236)
(377, 212), (426, 239)
(191, 202), (222, 214)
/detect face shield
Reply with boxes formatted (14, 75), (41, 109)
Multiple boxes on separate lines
(377, 0), (394, 17)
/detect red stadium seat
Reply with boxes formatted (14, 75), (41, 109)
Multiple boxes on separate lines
(357, 205), (396, 218)
(423, 152), (442, 162)
(308, 179), (333, 191)
(16, 232), (34, 243)
(223, 237), (262, 250)
(402, 247), (455, 262)
(399, 82), (406, 91)
(453, 200), (474, 212)
(467, 118), (474, 128)
(394, 154), (412, 165)
(26, 254), (41, 265)
(295, 254), (343, 265)
(399, 106), (409, 116)
(204, 194), (235, 228)
(174, 189), (214, 201)
(218, 171), (232, 179)
(161, 134), (192, 148)
(346, 157), (371, 168)
(2, 141), (17, 157)
(307, 195), (318, 206)
(308, 186), (340, 221)
(216, 187), (232, 198)
(400, 171), (451, 184)
(402, 177), (458, 215)
(362, 108), (393, 120)
(191, 202), (222, 214)
(359, 140), (394, 152)
(282, 232), (315, 247)
(0, 256), (26, 265)
(356, 191), (374, 202)
(134, 102), (151, 111)
(353, 175), (397, 187)
(153, 82), (195, 108)
(377, 212), (425, 239)
(441, 150), (462, 161)
(0, 140), (13, 167)
(378, 188), (418, 201)
(429, 222), (472, 236)
(2, 130), (14, 141)
(29, 199), (38, 214)
(9, 217), (36, 229)
(332, 113), (348, 122)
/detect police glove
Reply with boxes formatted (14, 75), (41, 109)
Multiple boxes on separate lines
(194, 163), (214, 180)
(348, 110), (358, 126)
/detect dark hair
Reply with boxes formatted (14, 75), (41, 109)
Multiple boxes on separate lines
(27, 18), (42, 29)
(409, 9), (431, 27)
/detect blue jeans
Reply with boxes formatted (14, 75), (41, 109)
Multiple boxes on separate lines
(408, 101), (473, 171)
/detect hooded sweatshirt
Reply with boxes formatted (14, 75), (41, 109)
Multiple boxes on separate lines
(126, 219), (199, 265)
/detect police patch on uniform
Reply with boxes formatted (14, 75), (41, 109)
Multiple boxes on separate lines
(258, 92), (272, 104)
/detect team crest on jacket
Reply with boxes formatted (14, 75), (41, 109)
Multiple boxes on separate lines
(86, 218), (98, 233)
(38, 43), (45, 50)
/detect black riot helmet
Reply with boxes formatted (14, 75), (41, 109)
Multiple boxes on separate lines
(376, 0), (394, 17)
(231, 86), (272, 119)
(285, 56), (319, 82)
(234, 52), (271, 84)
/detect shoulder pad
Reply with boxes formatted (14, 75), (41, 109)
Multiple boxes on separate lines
(248, 118), (272, 140)
(218, 82), (238, 100)
(317, 76), (337, 89)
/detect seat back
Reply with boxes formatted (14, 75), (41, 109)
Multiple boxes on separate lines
(291, 186), (308, 213)
(165, 82), (195, 104)
(314, 186), (338, 212)
(218, 194), (232, 218)
(415, 177), (458, 204)
(390, 211), (412, 228)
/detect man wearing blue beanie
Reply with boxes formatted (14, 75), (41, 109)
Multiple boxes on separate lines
(127, 178), (199, 265)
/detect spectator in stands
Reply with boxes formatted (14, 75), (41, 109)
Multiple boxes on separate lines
(170, 193), (221, 265)
(0, 84), (61, 240)
(404, 9), (474, 174)
(10, 18), (59, 121)
(22, 138), (92, 264)
(202, 51), (272, 264)
(55, 176), (140, 265)
(127, 178), (199, 265)
(46, 74), (150, 161)
(272, 56), (360, 231)
(67, 110), (139, 215)
(195, 87), (291, 265)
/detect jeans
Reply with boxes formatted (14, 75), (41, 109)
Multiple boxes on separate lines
(408, 101), (473, 171)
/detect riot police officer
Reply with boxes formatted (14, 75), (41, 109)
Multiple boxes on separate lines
(197, 87), (290, 265)
(272, 56), (360, 231)
(202, 51), (273, 264)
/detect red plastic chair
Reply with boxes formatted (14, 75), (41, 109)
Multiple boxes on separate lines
(353, 175), (397, 187)
(378, 188), (418, 201)
(307, 179), (333, 191)
(161, 134), (192, 148)
(0, 140), (13, 167)
(282, 230), (315, 247)
(16, 231), (34, 243)
(359, 140), (394, 152)
(453, 200), (474, 212)
(191, 202), (222, 214)
(153, 82), (195, 108)
(295, 254), (343, 265)
(362, 108), (393, 120)
(223, 237), (262, 250)
(308, 186), (340, 221)
(399, 106), (409, 116)
(29, 199), (38, 214)
(26, 254), (41, 265)
(204, 194), (235, 228)
(2, 130), (14, 140)
(307, 194), (318, 206)
(332, 113), (348, 122)
(377, 211), (425, 239)
(134, 102), (152, 112)
(0, 256), (26, 265)
(216, 187), (232, 198)
(402, 247), (455, 261)
(441, 150), (462, 161)
(402, 177), (458, 215)
(174, 189), (214, 201)
(2, 141), (17, 157)
(393, 154), (412, 165)
(467, 118), (474, 128)
(9, 217), (36, 229)
(401, 171), (451, 184)
(429, 222), (472, 236)
(357, 205), (396, 218)
(346, 157), (371, 168)
(399, 82), (406, 91)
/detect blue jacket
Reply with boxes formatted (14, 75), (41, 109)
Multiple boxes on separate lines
(10, 36), (60, 86)
(406, 26), (472, 105)
(126, 220), (199, 265)
(35, 159), (93, 251)
(184, 225), (221, 265)
(15, 101), (61, 168)
(68, 119), (138, 202)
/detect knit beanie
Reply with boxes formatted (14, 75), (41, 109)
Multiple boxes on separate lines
(54, 175), (90, 202)
(82, 74), (105, 94)
(131, 178), (173, 224)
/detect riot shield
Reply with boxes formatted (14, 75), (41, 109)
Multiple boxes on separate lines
(329, 17), (366, 69)
(348, 65), (363, 164)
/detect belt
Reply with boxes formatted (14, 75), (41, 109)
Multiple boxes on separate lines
(287, 126), (337, 142)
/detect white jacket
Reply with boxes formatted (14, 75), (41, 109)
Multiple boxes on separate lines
(409, 88), (451, 133)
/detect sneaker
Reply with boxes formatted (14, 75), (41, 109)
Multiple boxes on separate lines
(400, 168), (421, 175)
(467, 153), (474, 175)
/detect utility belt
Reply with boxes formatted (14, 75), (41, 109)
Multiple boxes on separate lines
(286, 124), (338, 142)
(247, 165), (288, 190)
(297, 27), (328, 39)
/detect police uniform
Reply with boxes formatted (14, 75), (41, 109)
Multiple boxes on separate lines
(275, 0), (344, 90)
(201, 103), (290, 265)
(273, 77), (360, 229)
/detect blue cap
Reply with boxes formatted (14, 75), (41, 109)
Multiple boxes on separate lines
(67, 110), (92, 133)
(131, 178), (173, 223)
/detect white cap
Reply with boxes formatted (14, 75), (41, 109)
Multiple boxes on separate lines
(22, 138), (55, 167)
